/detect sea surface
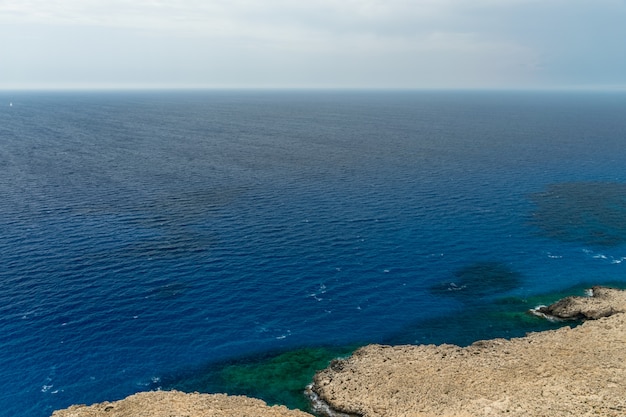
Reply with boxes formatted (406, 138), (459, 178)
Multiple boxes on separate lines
(1, 90), (626, 417)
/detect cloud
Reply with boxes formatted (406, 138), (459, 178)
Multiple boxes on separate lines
(1, 0), (624, 88)
(0, 1), (519, 37)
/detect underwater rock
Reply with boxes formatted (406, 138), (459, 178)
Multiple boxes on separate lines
(430, 261), (522, 299)
(159, 346), (355, 412)
(529, 182), (626, 247)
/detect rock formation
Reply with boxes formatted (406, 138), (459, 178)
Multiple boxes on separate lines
(536, 285), (626, 320)
(311, 286), (626, 417)
(51, 390), (314, 417)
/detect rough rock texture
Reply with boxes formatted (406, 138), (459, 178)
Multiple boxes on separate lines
(51, 390), (314, 417)
(537, 286), (626, 320)
(312, 287), (626, 417)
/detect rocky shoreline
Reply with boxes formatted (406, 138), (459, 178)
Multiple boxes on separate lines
(52, 287), (626, 417)
(51, 390), (313, 417)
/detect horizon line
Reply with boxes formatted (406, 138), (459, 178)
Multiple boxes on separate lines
(2, 84), (626, 93)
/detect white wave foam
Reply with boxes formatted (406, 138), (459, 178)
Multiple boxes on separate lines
(529, 306), (563, 322)
(609, 256), (623, 263)
(582, 249), (626, 264)
(276, 330), (291, 340)
(305, 384), (354, 417)
(447, 282), (466, 291)
(309, 283), (328, 301)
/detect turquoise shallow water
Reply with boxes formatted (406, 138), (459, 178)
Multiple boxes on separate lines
(1, 90), (625, 416)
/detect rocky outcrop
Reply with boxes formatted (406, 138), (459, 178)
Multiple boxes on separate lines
(51, 390), (314, 417)
(311, 287), (626, 417)
(536, 286), (626, 320)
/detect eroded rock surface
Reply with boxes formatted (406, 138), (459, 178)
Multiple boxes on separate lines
(312, 287), (626, 417)
(51, 390), (314, 417)
(537, 286), (626, 320)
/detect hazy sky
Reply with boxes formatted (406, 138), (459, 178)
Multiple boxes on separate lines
(1, 0), (625, 89)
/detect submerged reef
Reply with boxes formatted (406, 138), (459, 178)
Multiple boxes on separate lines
(158, 346), (355, 412)
(430, 261), (522, 299)
(384, 291), (568, 347)
(529, 182), (626, 247)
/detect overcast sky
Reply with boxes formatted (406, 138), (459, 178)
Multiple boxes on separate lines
(1, 0), (625, 90)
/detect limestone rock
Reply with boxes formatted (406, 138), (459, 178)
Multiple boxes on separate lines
(311, 287), (626, 417)
(536, 286), (626, 320)
(51, 390), (314, 417)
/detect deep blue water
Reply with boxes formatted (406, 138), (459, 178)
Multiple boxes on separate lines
(1, 90), (626, 417)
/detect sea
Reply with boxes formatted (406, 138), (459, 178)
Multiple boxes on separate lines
(1, 90), (625, 417)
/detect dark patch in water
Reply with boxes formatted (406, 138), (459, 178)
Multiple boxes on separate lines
(390, 281), (626, 347)
(150, 188), (245, 219)
(384, 297), (571, 347)
(387, 288), (584, 347)
(529, 182), (626, 247)
(117, 229), (215, 260)
(144, 281), (188, 300)
(158, 345), (356, 413)
(430, 261), (522, 299)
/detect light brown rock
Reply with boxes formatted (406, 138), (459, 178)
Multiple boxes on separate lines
(51, 390), (314, 417)
(537, 286), (626, 320)
(312, 287), (626, 417)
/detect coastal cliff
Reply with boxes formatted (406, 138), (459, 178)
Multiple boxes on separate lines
(311, 286), (626, 417)
(52, 287), (626, 417)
